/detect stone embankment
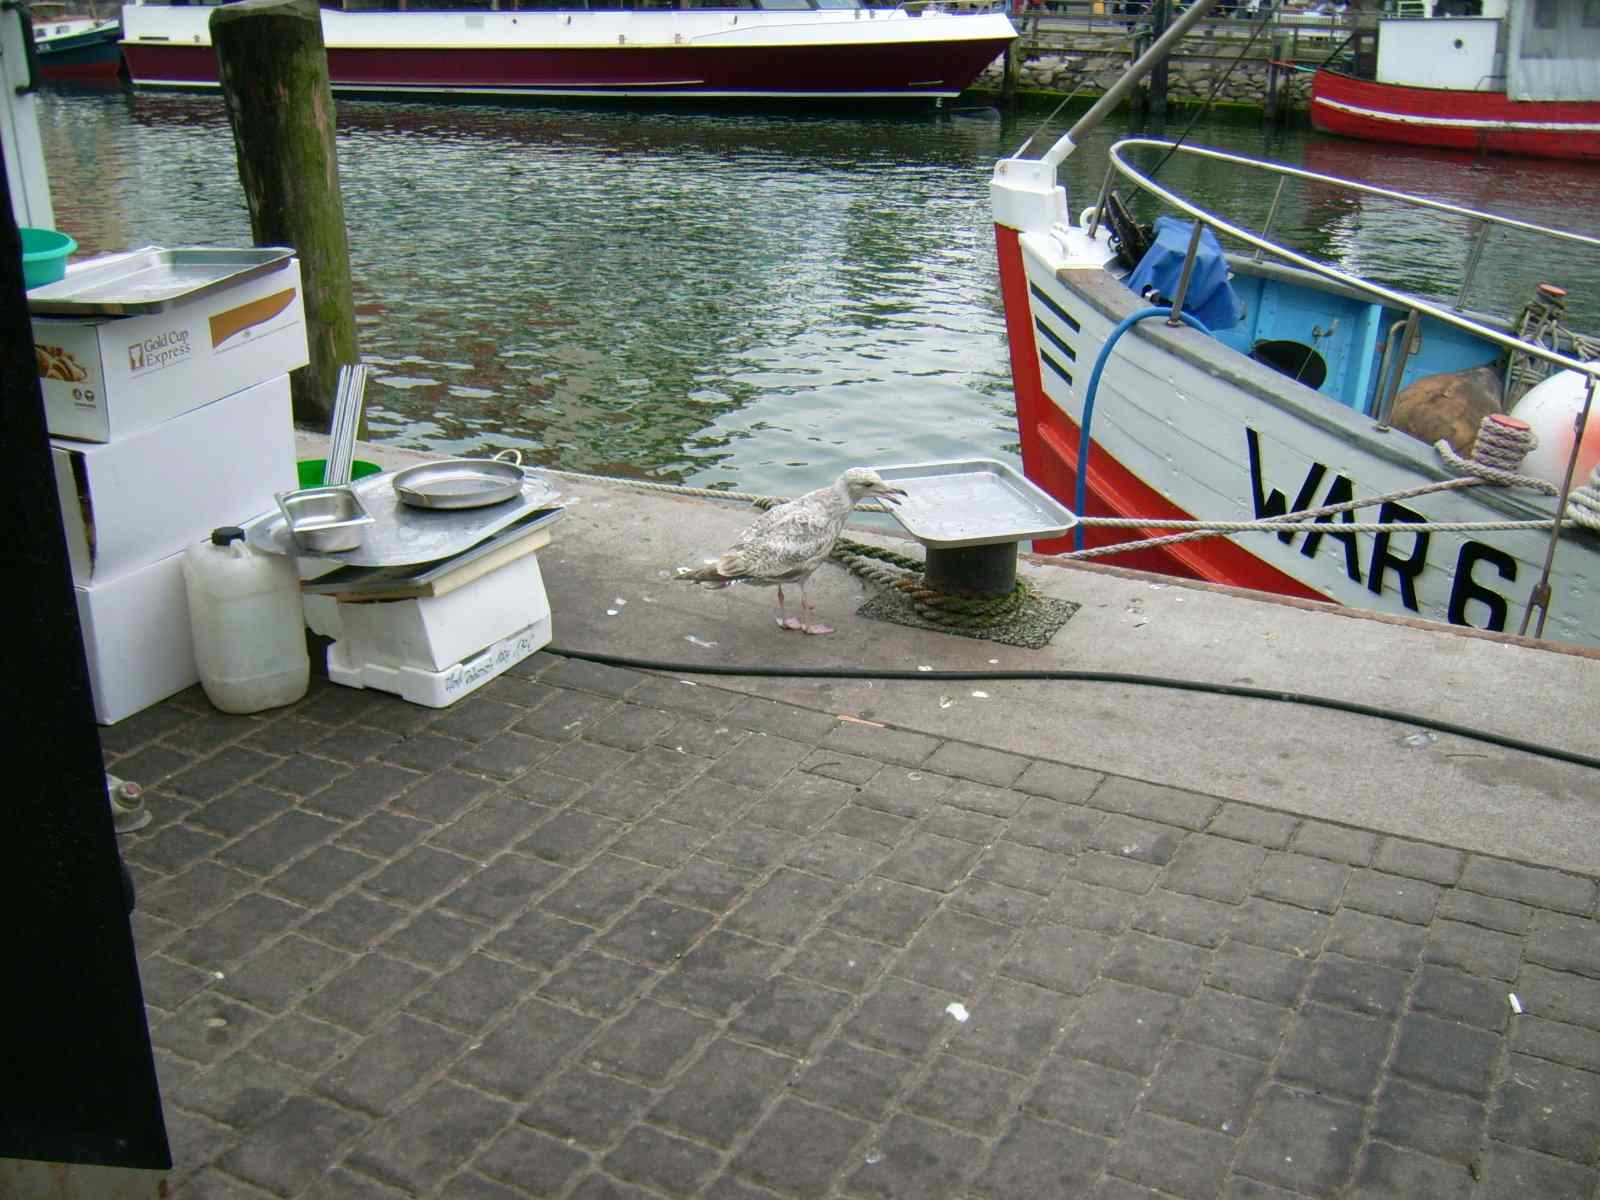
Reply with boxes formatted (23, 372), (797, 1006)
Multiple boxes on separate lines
(971, 28), (1316, 112)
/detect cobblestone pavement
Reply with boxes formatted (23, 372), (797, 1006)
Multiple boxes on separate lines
(108, 652), (1600, 1200)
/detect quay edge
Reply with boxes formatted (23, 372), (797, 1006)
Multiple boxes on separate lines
(300, 434), (1600, 879)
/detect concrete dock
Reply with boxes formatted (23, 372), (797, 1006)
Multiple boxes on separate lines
(110, 446), (1600, 1199)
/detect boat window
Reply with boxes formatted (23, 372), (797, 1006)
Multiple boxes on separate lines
(1585, 0), (1600, 26)
(1533, 0), (1557, 26)
(813, 0), (862, 8)
(756, 0), (819, 8)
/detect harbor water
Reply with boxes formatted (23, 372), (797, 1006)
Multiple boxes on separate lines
(37, 86), (1600, 498)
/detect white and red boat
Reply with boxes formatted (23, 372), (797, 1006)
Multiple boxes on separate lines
(1310, 0), (1600, 162)
(119, 0), (1015, 103)
(990, 0), (1600, 648)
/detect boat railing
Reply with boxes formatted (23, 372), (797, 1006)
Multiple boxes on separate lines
(1091, 137), (1600, 389)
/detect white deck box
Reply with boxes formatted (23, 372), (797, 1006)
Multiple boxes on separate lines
(330, 552), (551, 674)
(34, 255), (308, 443)
(52, 374), (297, 585)
(74, 549), (198, 725)
(327, 617), (552, 708)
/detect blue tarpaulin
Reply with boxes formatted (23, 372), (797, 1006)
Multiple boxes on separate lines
(1125, 215), (1244, 332)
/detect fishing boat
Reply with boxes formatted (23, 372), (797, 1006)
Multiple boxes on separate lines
(990, 0), (1600, 648)
(1309, 0), (1600, 162)
(118, 0), (1016, 103)
(32, 4), (123, 80)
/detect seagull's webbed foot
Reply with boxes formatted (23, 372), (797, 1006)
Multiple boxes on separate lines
(775, 585), (806, 631)
(796, 584), (833, 635)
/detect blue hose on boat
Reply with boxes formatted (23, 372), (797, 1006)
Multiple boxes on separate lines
(1074, 304), (1210, 550)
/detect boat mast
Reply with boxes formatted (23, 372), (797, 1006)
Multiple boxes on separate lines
(1038, 0), (1221, 168)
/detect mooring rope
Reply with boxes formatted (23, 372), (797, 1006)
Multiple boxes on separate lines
(538, 439), (1591, 580)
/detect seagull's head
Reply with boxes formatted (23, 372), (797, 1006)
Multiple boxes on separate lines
(840, 467), (907, 507)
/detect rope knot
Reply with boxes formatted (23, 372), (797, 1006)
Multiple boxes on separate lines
(1471, 413), (1537, 474)
(1436, 416), (1557, 494)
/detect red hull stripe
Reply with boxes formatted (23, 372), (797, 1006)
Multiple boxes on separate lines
(122, 38), (1013, 97)
(994, 224), (1329, 601)
(1310, 69), (1600, 161)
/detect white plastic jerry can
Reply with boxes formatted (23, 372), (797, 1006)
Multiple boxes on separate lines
(182, 526), (310, 714)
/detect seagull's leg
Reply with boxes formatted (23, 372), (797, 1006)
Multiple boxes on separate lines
(776, 585), (803, 631)
(798, 581), (834, 636)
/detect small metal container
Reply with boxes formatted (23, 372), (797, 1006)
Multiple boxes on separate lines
(275, 485), (375, 553)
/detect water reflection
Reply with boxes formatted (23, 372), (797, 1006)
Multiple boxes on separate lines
(34, 88), (1600, 498)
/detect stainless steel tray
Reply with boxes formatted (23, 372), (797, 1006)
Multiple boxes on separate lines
(301, 509), (565, 596)
(276, 485), (376, 553)
(26, 246), (295, 316)
(245, 466), (561, 567)
(392, 457), (526, 510)
(872, 459), (1077, 548)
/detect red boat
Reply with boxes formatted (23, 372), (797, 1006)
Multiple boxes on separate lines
(989, 0), (1600, 648)
(120, 0), (1017, 104)
(1310, 0), (1600, 162)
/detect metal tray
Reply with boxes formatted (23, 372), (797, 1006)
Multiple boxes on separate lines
(871, 459), (1077, 548)
(392, 458), (526, 510)
(301, 509), (565, 596)
(245, 466), (561, 567)
(276, 485), (376, 553)
(26, 246), (295, 316)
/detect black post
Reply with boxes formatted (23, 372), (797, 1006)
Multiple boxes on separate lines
(1148, 0), (1170, 118)
(924, 543), (1019, 598)
(1265, 31), (1286, 123)
(0, 132), (170, 1170)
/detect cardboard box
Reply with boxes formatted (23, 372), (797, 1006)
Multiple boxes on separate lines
(52, 374), (297, 585)
(34, 255), (308, 442)
(332, 552), (550, 674)
(74, 549), (198, 725)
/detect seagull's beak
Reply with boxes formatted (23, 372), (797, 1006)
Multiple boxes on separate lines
(875, 485), (908, 507)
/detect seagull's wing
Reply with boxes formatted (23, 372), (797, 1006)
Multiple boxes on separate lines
(722, 494), (844, 576)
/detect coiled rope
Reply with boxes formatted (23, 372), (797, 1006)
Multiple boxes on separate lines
(1569, 463), (1600, 533)
(830, 538), (1032, 628)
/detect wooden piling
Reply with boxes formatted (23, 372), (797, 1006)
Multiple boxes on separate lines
(211, 0), (357, 430)
(1148, 0), (1170, 119)
(1264, 31), (1287, 124)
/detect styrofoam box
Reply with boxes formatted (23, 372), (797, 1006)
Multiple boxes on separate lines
(34, 255), (308, 442)
(328, 617), (552, 708)
(74, 549), (198, 725)
(332, 552), (550, 674)
(52, 374), (296, 585)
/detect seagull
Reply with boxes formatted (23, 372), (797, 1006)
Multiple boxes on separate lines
(677, 467), (907, 635)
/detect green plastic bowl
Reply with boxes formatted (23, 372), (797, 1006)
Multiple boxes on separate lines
(297, 458), (381, 488)
(21, 227), (76, 289)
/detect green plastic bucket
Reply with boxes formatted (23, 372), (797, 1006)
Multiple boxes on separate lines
(21, 227), (76, 289)
(297, 458), (381, 488)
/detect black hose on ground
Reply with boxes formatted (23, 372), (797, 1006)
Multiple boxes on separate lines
(546, 646), (1600, 772)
